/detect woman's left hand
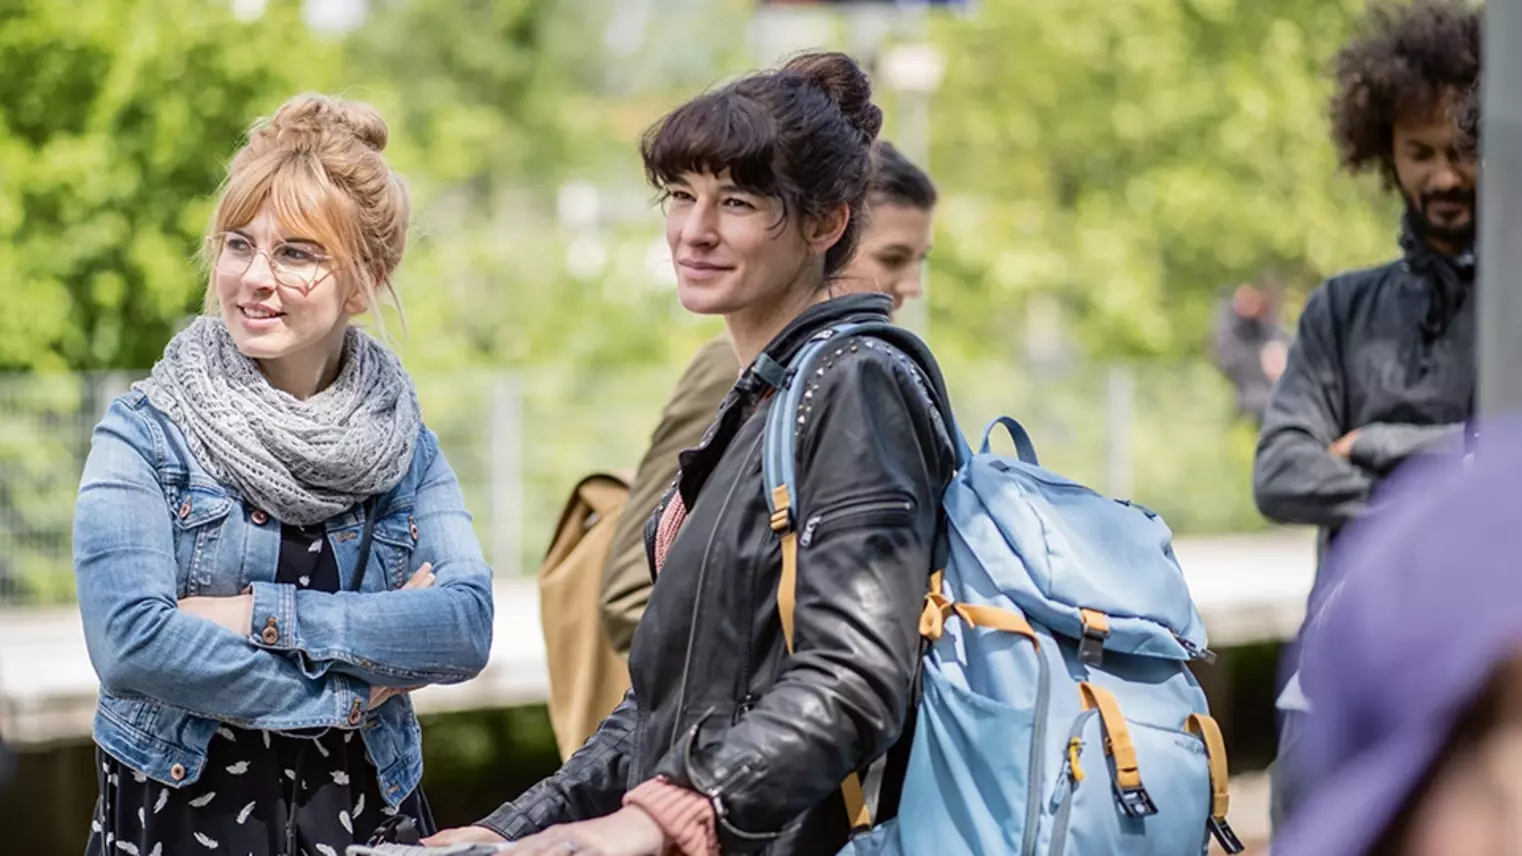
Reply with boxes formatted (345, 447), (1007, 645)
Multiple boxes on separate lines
(178, 593), (254, 637)
(504, 807), (669, 856)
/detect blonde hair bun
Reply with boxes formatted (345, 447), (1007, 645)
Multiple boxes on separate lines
(257, 93), (390, 154)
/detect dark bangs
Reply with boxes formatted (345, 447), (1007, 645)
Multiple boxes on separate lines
(640, 85), (801, 212)
(639, 53), (879, 276)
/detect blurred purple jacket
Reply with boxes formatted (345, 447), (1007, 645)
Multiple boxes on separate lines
(1274, 417), (1522, 856)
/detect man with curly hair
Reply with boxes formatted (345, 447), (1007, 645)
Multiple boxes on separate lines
(1255, 0), (1482, 833)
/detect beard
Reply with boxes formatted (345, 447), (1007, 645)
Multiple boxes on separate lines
(1406, 187), (1477, 248)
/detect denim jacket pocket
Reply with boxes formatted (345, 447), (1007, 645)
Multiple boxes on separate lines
(371, 509), (418, 591)
(167, 484), (237, 596)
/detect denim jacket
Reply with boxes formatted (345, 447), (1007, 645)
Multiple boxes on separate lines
(74, 389), (494, 807)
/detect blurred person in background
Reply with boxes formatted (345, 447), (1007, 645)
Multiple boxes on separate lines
(598, 139), (939, 657)
(1273, 418), (1522, 856)
(73, 94), (494, 856)
(1210, 278), (1290, 426)
(427, 51), (955, 855)
(0, 733), (12, 791)
(1252, 0), (1481, 833)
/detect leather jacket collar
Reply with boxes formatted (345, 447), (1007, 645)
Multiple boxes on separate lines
(674, 293), (895, 507)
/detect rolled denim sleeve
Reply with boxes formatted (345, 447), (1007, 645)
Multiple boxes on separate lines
(249, 431), (494, 686)
(75, 398), (366, 730)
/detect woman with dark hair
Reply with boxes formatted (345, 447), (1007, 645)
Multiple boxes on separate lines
(838, 141), (937, 313)
(595, 140), (939, 675)
(426, 51), (955, 856)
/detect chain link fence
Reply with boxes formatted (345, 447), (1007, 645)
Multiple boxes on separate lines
(0, 359), (1264, 607)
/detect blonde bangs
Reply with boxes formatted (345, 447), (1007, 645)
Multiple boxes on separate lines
(201, 151), (365, 314)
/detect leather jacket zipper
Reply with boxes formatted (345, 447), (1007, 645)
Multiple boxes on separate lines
(669, 430), (768, 750)
(797, 497), (914, 547)
(732, 523), (772, 726)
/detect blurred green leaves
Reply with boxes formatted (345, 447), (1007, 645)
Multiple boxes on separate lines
(0, 0), (340, 371)
(927, 0), (1398, 361)
(0, 0), (1419, 545)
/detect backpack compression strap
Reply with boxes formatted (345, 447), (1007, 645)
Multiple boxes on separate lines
(1186, 713), (1245, 854)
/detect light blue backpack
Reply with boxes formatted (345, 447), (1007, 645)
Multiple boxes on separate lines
(762, 322), (1243, 856)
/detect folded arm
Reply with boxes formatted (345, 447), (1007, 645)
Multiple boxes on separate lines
(75, 399), (366, 730)
(1253, 288), (1376, 528)
(1348, 422), (1466, 477)
(249, 431), (494, 686)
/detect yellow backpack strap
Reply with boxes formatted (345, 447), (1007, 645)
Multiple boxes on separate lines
(772, 484), (799, 646)
(772, 485), (872, 832)
(955, 603), (1039, 642)
(1077, 682), (1157, 818)
(1185, 713), (1245, 853)
(919, 571), (1040, 646)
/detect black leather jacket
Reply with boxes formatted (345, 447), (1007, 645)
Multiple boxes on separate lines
(481, 294), (956, 854)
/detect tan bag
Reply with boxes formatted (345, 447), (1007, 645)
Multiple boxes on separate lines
(537, 471), (635, 761)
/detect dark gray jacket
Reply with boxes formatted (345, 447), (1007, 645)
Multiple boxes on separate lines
(1254, 220), (1475, 594)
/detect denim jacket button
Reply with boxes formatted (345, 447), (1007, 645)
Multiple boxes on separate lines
(347, 701), (363, 727)
(177, 500), (191, 519)
(408, 517), (419, 541)
(261, 626), (279, 645)
(170, 763), (186, 781)
(251, 509), (269, 525)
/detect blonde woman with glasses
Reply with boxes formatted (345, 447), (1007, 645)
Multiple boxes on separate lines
(73, 93), (494, 856)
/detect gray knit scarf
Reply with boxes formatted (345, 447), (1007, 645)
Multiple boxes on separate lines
(135, 317), (422, 526)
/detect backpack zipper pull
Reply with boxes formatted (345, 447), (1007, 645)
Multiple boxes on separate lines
(1176, 635), (1218, 665)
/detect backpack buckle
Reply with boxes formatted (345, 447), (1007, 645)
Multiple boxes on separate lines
(1208, 817), (1245, 854)
(752, 353), (789, 391)
(1113, 782), (1158, 818)
(1078, 608), (1110, 667)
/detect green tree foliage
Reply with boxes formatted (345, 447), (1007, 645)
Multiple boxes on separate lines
(341, 0), (603, 192)
(926, 0), (1400, 361)
(343, 0), (729, 375)
(0, 0), (339, 372)
(0, 0), (341, 604)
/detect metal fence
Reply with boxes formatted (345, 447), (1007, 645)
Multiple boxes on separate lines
(0, 359), (1264, 606)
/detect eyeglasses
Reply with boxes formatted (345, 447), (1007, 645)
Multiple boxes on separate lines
(210, 232), (334, 296)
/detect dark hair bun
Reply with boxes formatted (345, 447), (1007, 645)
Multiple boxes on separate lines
(783, 52), (883, 144)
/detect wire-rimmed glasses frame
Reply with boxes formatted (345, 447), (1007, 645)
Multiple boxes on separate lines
(208, 231), (336, 297)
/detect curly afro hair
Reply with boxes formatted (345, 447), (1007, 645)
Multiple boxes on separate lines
(1455, 80), (1482, 156)
(1329, 0), (1482, 180)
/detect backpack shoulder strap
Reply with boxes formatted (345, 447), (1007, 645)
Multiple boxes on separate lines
(762, 322), (967, 532)
(761, 322), (966, 835)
